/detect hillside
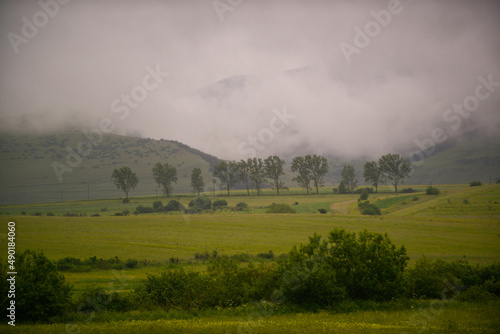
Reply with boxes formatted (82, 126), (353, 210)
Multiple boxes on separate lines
(0, 131), (219, 205)
(1, 130), (499, 205)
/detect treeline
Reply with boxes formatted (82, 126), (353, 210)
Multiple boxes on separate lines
(2, 229), (499, 323)
(111, 153), (414, 199)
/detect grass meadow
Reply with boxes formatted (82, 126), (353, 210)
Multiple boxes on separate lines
(0, 184), (499, 332)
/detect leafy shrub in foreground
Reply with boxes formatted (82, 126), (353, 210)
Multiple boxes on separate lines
(359, 189), (369, 200)
(0, 250), (72, 323)
(266, 203), (296, 213)
(135, 205), (154, 214)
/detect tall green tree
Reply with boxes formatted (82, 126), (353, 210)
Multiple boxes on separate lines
(248, 157), (267, 196)
(212, 161), (240, 196)
(378, 153), (412, 192)
(306, 154), (329, 194)
(237, 159), (252, 195)
(291, 156), (311, 194)
(264, 155), (287, 195)
(191, 168), (204, 196)
(363, 161), (382, 193)
(111, 166), (139, 198)
(340, 164), (358, 194)
(152, 162), (178, 197)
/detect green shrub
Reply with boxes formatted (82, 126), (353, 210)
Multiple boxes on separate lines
(257, 250), (275, 259)
(470, 181), (482, 187)
(76, 285), (132, 313)
(125, 259), (139, 269)
(496, 178), (500, 184)
(0, 250), (72, 323)
(412, 196), (419, 201)
(183, 207), (199, 214)
(135, 205), (154, 214)
(359, 189), (369, 200)
(153, 201), (164, 212)
(122, 198), (130, 204)
(317, 208), (327, 214)
(213, 199), (228, 209)
(189, 196), (212, 211)
(46, 212), (55, 216)
(358, 201), (381, 215)
(456, 285), (498, 302)
(235, 202), (248, 210)
(164, 200), (185, 212)
(401, 187), (415, 193)
(426, 186), (440, 195)
(266, 203), (296, 213)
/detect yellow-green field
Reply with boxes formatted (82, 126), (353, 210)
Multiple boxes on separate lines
(0, 184), (499, 332)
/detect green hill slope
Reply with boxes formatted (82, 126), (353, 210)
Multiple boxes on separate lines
(0, 131), (219, 204)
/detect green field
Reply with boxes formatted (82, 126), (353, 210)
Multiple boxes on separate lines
(1, 184), (499, 332)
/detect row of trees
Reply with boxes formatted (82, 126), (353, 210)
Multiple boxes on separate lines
(111, 153), (413, 198)
(340, 153), (413, 193)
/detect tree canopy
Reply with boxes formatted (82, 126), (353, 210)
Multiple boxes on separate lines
(111, 166), (139, 198)
(264, 155), (287, 195)
(378, 153), (412, 192)
(152, 162), (178, 197)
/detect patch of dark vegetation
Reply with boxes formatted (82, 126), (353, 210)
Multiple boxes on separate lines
(358, 201), (381, 215)
(470, 181), (482, 187)
(266, 203), (296, 213)
(317, 208), (328, 214)
(164, 200), (185, 212)
(401, 187), (415, 193)
(426, 186), (440, 195)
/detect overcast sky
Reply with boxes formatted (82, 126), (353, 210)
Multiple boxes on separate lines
(1, 0), (499, 160)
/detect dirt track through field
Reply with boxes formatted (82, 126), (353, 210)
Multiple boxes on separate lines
(330, 200), (357, 214)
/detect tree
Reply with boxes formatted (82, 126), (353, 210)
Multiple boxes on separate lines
(248, 157), (267, 196)
(212, 161), (239, 196)
(111, 166), (139, 199)
(291, 156), (311, 194)
(264, 155), (287, 195)
(378, 153), (412, 192)
(191, 168), (204, 196)
(363, 161), (382, 193)
(306, 154), (329, 194)
(340, 165), (358, 193)
(1, 249), (72, 323)
(152, 162), (178, 197)
(237, 159), (252, 195)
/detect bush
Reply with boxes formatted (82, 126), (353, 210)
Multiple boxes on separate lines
(470, 181), (482, 187)
(497, 178), (500, 184)
(426, 186), (440, 195)
(153, 201), (164, 212)
(266, 203), (296, 213)
(257, 250), (275, 259)
(164, 200), (185, 212)
(189, 196), (212, 211)
(125, 259), (139, 269)
(355, 187), (374, 194)
(235, 202), (248, 211)
(0, 250), (72, 323)
(318, 208), (327, 214)
(135, 205), (154, 214)
(76, 285), (132, 313)
(122, 198), (130, 204)
(213, 199), (228, 209)
(359, 189), (369, 200)
(183, 207), (199, 214)
(338, 181), (348, 194)
(358, 201), (381, 215)
(46, 212), (55, 216)
(401, 187), (415, 193)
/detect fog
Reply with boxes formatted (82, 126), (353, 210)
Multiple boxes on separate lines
(1, 0), (499, 160)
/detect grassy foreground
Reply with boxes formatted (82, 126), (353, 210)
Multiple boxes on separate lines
(2, 302), (499, 333)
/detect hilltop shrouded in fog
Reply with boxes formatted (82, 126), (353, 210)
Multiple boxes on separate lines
(1, 0), (499, 161)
